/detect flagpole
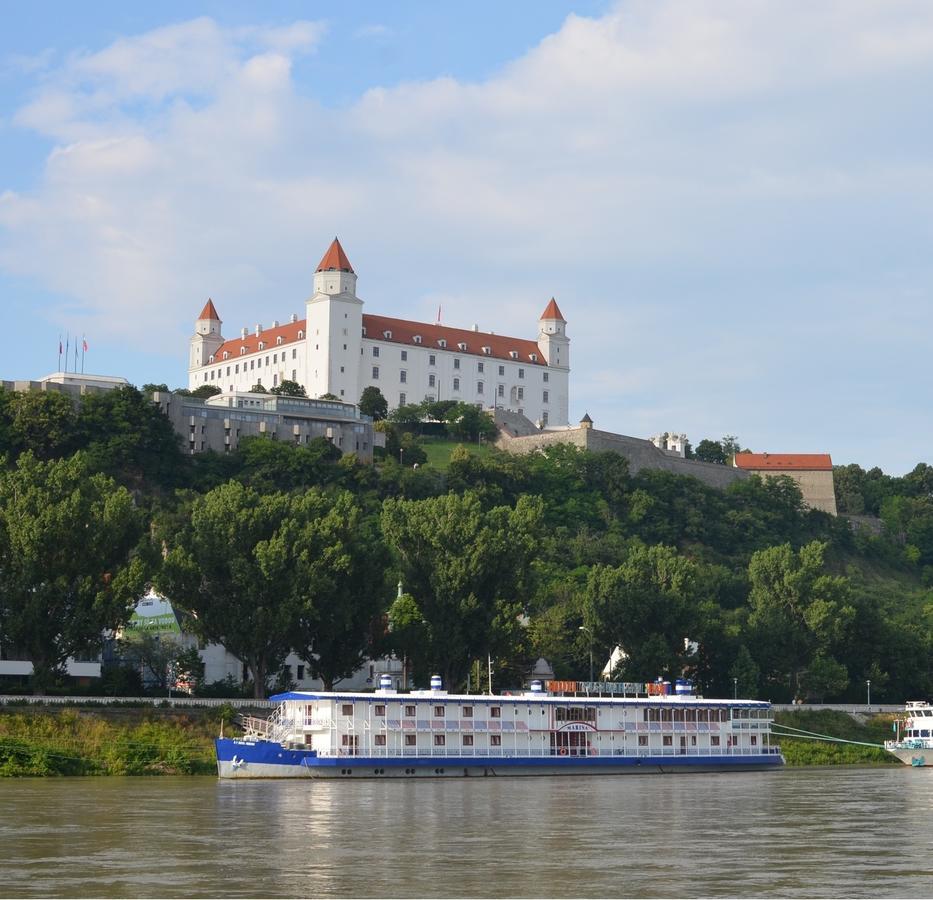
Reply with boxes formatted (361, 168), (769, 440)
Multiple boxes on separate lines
(58, 335), (62, 372)
(74, 341), (78, 373)
(65, 334), (70, 373)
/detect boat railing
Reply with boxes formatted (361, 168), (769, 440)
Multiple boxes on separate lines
(238, 704), (290, 743)
(312, 744), (782, 760)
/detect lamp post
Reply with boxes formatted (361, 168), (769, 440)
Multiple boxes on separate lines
(399, 447), (404, 466)
(866, 679), (871, 709)
(733, 677), (738, 700)
(578, 626), (594, 683)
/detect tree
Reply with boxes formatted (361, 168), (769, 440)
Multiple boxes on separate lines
(6, 390), (77, 459)
(444, 402), (497, 442)
(729, 645), (760, 699)
(287, 491), (390, 689)
(359, 386), (388, 421)
(423, 399), (458, 422)
(0, 452), (147, 693)
(190, 385), (222, 399)
(381, 491), (542, 685)
(385, 592), (430, 686)
(141, 383), (170, 394)
(799, 654), (849, 702)
(693, 439), (727, 465)
(156, 483), (299, 698)
(319, 393), (340, 401)
(249, 383), (268, 394)
(389, 403), (427, 430)
(270, 380), (306, 397)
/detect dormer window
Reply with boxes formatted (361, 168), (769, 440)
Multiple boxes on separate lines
(383, 330), (392, 340)
(276, 336), (283, 346)
(258, 342), (265, 351)
(208, 355), (215, 363)
(413, 335), (422, 344)
(530, 353), (538, 362)
(438, 339), (447, 349)
(222, 351), (229, 360)
(482, 346), (491, 355)
(458, 342), (467, 351)
(510, 351), (519, 359)
(240, 347), (246, 356)
(298, 330), (304, 339)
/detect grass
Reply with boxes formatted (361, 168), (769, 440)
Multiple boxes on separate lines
(0, 707), (237, 776)
(774, 709), (898, 766)
(420, 438), (496, 471)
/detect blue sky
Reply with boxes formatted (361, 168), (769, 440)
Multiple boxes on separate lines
(1, 1), (931, 474)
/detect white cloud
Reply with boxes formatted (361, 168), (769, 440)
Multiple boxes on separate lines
(1, 2), (933, 468)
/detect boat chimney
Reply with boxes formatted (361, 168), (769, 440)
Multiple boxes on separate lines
(377, 674), (393, 694)
(430, 674), (443, 692)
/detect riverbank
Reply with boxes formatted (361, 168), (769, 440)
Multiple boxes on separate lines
(0, 705), (900, 775)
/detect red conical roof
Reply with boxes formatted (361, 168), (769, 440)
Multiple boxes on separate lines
(316, 237), (354, 273)
(540, 298), (565, 321)
(198, 298), (221, 321)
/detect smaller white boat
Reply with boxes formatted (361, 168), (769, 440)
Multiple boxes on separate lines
(885, 701), (933, 767)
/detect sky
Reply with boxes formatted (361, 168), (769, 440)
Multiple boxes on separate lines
(1, 0), (932, 475)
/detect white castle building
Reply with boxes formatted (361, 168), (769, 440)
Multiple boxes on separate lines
(189, 239), (570, 427)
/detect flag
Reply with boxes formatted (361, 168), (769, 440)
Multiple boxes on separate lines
(58, 340), (62, 354)
(83, 338), (88, 352)
(436, 304), (441, 323)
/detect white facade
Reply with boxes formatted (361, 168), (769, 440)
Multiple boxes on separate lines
(189, 239), (570, 427)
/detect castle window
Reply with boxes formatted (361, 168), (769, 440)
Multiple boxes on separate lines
(373, 346), (380, 358)
(250, 360), (254, 370)
(457, 342), (466, 351)
(383, 330), (392, 340)
(226, 367), (230, 376)
(542, 411), (549, 425)
(498, 365), (505, 376)
(428, 374), (436, 388)
(429, 354), (436, 366)
(222, 352), (229, 360)
(454, 358), (460, 370)
(517, 387), (524, 400)
(498, 384), (504, 397)
(240, 348), (246, 356)
(482, 346), (491, 355)
(453, 378), (460, 391)
(477, 382), (484, 395)
(399, 392), (406, 406)
(273, 353), (277, 364)
(258, 342), (264, 351)
(478, 362), (484, 373)
(400, 370), (407, 383)
(209, 355), (214, 363)
(276, 336), (282, 345)
(372, 366), (379, 379)
(292, 349), (297, 359)
(543, 390), (549, 404)
(413, 335), (422, 344)
(438, 339), (447, 349)
(298, 330), (304, 339)
(543, 372), (549, 383)
(510, 351), (518, 359)
(518, 368), (525, 379)
(401, 350), (408, 361)
(235, 364), (239, 373)
(530, 353), (538, 362)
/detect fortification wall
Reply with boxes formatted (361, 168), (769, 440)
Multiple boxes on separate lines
(748, 468), (837, 515)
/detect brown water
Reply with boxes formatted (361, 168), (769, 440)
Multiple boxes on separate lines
(1, 767), (931, 897)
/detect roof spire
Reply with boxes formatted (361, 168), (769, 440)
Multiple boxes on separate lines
(198, 298), (221, 321)
(540, 297), (565, 321)
(316, 237), (354, 273)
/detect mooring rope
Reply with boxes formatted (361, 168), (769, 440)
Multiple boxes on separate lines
(770, 723), (884, 748)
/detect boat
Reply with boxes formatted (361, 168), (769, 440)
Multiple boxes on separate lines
(215, 675), (785, 778)
(884, 701), (933, 767)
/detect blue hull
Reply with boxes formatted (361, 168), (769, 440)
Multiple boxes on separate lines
(215, 738), (784, 778)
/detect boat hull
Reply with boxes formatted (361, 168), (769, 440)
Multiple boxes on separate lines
(216, 738), (784, 779)
(885, 746), (932, 767)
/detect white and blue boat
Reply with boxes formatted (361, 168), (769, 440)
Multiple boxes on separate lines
(215, 676), (784, 778)
(885, 700), (933, 767)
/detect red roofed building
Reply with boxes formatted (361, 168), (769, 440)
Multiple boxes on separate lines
(189, 239), (570, 426)
(734, 453), (837, 515)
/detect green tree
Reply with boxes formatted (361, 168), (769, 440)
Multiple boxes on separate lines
(287, 491), (390, 689)
(729, 645), (760, 699)
(0, 452), (147, 693)
(385, 592), (431, 686)
(249, 383), (268, 394)
(389, 403), (427, 430)
(693, 439), (727, 465)
(359, 386), (388, 421)
(319, 393), (339, 401)
(191, 385), (222, 399)
(156, 482), (299, 698)
(444, 402), (497, 442)
(7, 390), (77, 459)
(270, 380), (307, 397)
(381, 491), (542, 685)
(799, 653), (849, 702)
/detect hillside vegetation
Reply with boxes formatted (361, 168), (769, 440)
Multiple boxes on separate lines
(0, 386), (930, 704)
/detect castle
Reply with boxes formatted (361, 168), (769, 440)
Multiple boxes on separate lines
(189, 239), (571, 427)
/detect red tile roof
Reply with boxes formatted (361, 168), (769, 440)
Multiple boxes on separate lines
(316, 238), (354, 273)
(540, 298), (565, 321)
(206, 314), (547, 367)
(362, 314), (546, 365)
(734, 453), (833, 471)
(198, 298), (220, 321)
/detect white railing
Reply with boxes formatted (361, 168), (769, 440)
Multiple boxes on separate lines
(0, 694), (276, 708)
(313, 744), (782, 760)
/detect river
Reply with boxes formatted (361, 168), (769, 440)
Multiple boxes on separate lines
(1, 768), (930, 897)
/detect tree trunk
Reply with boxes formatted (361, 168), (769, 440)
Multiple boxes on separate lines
(252, 659), (267, 699)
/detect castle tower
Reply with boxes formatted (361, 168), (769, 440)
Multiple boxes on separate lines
(537, 298), (569, 370)
(305, 238), (364, 402)
(189, 298), (224, 370)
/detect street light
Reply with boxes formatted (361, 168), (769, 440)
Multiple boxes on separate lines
(578, 625), (594, 683)
(399, 447), (404, 466)
(866, 679), (871, 709)
(733, 677), (738, 700)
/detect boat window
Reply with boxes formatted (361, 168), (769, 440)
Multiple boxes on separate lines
(555, 707), (596, 723)
(711, 736), (720, 746)
(638, 736), (648, 746)
(663, 736), (673, 746)
(661, 708), (672, 722)
(685, 709), (697, 722)
(374, 705), (386, 717)
(405, 705), (416, 717)
(462, 706), (473, 718)
(490, 707), (501, 718)
(698, 709), (709, 722)
(673, 708), (684, 722)
(751, 735), (757, 746)
(341, 704), (353, 717)
(434, 706), (445, 717)
(462, 735), (474, 746)
(491, 735), (501, 746)
(405, 734), (416, 746)
(434, 735), (446, 746)
(375, 735), (386, 746)
(720, 708), (729, 721)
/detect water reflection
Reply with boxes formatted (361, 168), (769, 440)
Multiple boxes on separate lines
(1, 769), (930, 897)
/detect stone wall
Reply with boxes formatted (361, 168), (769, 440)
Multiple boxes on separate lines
(744, 468), (837, 515)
